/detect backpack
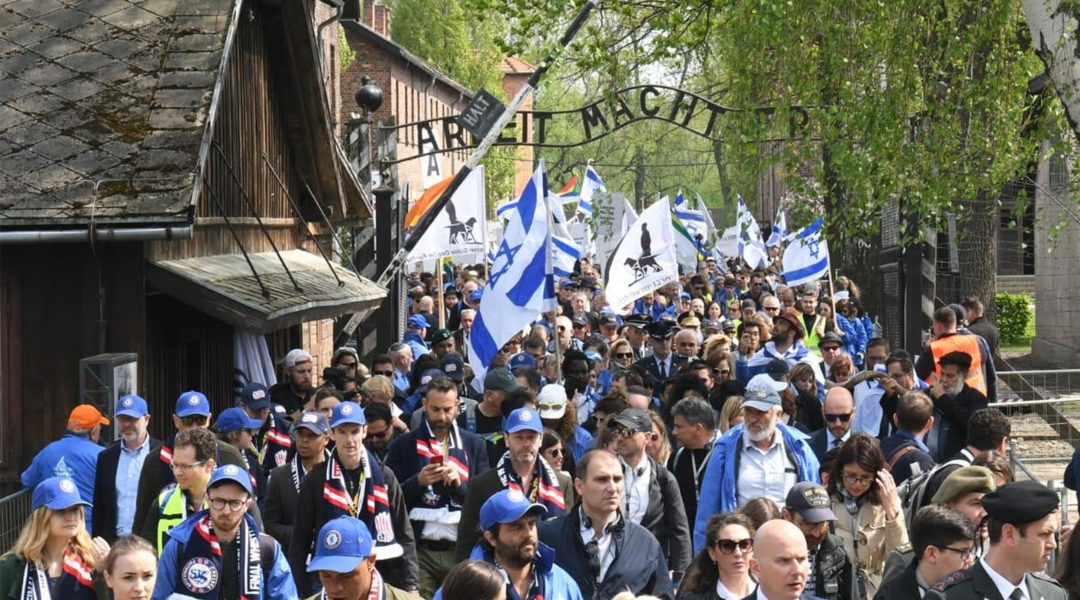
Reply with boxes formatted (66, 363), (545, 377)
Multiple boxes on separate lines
(896, 456), (969, 528)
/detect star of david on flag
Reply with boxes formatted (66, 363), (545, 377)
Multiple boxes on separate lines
(782, 216), (830, 286)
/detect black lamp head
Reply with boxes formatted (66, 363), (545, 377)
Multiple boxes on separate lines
(355, 76), (383, 113)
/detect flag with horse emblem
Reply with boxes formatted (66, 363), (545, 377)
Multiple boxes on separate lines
(604, 196), (679, 310)
(406, 166), (486, 262)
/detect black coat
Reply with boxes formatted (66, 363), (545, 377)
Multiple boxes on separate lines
(538, 508), (674, 600)
(634, 353), (686, 398)
(92, 436), (161, 544)
(634, 456), (691, 574)
(262, 460), (306, 553)
(873, 557), (920, 600)
(929, 385), (987, 462)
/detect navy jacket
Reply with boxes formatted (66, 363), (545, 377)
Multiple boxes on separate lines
(92, 436), (161, 543)
(538, 508), (673, 600)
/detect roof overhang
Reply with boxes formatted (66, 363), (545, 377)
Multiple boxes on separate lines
(147, 249), (386, 334)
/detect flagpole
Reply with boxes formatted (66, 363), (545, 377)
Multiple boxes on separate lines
(545, 181), (563, 384)
(336, 0), (596, 346)
(437, 261), (446, 329)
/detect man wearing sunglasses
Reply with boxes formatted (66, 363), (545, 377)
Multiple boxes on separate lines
(876, 505), (976, 600)
(808, 388), (857, 464)
(133, 391), (253, 542)
(782, 482), (855, 600)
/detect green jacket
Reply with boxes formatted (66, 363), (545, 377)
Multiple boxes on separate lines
(0, 553), (108, 600)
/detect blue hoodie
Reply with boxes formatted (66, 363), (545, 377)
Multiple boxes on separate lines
(433, 542), (583, 600)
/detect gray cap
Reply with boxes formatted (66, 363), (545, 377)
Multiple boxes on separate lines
(742, 373), (785, 411)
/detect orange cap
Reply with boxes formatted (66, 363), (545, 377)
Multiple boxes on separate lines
(68, 404), (110, 429)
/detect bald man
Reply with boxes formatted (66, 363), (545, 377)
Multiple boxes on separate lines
(808, 387), (856, 463)
(748, 520), (822, 600)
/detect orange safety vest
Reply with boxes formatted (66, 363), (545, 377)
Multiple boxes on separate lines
(924, 333), (986, 395)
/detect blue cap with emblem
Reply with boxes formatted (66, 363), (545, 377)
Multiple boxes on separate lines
(504, 408), (543, 434)
(480, 489), (547, 532)
(307, 516), (375, 573)
(215, 407), (264, 435)
(115, 394), (149, 418)
(331, 401), (366, 428)
(240, 382), (271, 411)
(32, 477), (90, 511)
(295, 410), (330, 435)
(207, 464), (253, 495)
(175, 391), (211, 417)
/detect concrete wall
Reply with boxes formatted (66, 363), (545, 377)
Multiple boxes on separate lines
(1032, 140), (1080, 366)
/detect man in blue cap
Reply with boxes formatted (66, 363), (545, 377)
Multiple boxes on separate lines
(403, 314), (431, 360)
(438, 489), (582, 600)
(455, 408), (574, 561)
(93, 394), (160, 543)
(133, 391), (251, 537)
(305, 517), (413, 600)
(240, 381), (294, 473)
(289, 402), (418, 595)
(264, 410), (331, 553)
(154, 464), (297, 600)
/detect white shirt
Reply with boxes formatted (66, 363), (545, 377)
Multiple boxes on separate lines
(826, 429), (850, 450)
(852, 376), (886, 436)
(622, 456), (650, 523)
(980, 557), (1030, 600)
(580, 512), (618, 580)
(716, 578), (756, 600)
(736, 431), (796, 507)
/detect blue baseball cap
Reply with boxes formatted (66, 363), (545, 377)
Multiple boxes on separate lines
(295, 410), (331, 435)
(508, 352), (536, 371)
(439, 353), (465, 382)
(207, 464), (253, 496)
(216, 407), (264, 434)
(331, 401), (366, 428)
(408, 314), (431, 329)
(175, 391), (211, 417)
(504, 408), (543, 434)
(240, 382), (271, 411)
(307, 516), (375, 573)
(32, 477), (90, 511)
(115, 394), (149, 419)
(469, 290), (483, 302)
(480, 489), (547, 532)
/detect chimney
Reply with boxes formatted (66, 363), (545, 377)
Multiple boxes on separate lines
(363, 2), (391, 38)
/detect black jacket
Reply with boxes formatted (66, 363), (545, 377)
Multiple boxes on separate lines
(92, 436), (161, 544)
(873, 557), (920, 600)
(539, 508), (673, 600)
(812, 532), (855, 600)
(929, 384), (987, 461)
(634, 353), (686, 398)
(262, 459), (314, 553)
(287, 453), (418, 593)
(633, 456), (691, 574)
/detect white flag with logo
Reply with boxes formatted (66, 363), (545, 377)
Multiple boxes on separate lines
(406, 167), (486, 262)
(604, 197), (679, 309)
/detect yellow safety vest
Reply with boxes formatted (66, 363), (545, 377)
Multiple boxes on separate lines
(155, 486), (207, 553)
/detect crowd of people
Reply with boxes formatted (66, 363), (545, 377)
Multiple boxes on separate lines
(4, 256), (1079, 600)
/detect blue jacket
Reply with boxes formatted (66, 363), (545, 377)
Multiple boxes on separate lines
(152, 512), (297, 600)
(693, 422), (820, 553)
(570, 426), (593, 462)
(21, 434), (103, 534)
(403, 331), (429, 360)
(432, 542), (582, 600)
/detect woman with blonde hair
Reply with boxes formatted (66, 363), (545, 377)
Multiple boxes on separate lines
(0, 477), (109, 598)
(645, 411), (673, 465)
(717, 395), (744, 432)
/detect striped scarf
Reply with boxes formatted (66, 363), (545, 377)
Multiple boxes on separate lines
(321, 450), (402, 559)
(20, 548), (97, 600)
(410, 420), (469, 524)
(495, 452), (566, 516)
(173, 511), (260, 599)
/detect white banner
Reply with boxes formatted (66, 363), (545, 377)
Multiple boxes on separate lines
(407, 167), (486, 263)
(604, 197), (679, 309)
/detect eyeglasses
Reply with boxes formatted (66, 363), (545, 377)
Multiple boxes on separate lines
(170, 459), (207, 472)
(538, 402), (564, 413)
(614, 352), (634, 359)
(179, 415), (208, 427)
(718, 369), (731, 377)
(935, 545), (977, 561)
(843, 472), (874, 486)
(825, 413), (852, 423)
(374, 370), (394, 377)
(714, 538), (753, 554)
(208, 497), (248, 512)
(367, 428), (392, 439)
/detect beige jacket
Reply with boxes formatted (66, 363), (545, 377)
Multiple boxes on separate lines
(829, 496), (908, 599)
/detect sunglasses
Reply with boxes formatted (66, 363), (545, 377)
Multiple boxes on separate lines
(374, 370), (394, 377)
(179, 415), (208, 427)
(714, 538), (753, 554)
(825, 413), (852, 423)
(546, 447), (563, 456)
(614, 352), (634, 359)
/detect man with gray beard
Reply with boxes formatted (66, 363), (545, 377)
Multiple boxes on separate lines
(692, 374), (821, 553)
(927, 351), (987, 461)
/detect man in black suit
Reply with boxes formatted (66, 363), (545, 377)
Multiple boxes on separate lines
(808, 387), (855, 464)
(633, 319), (683, 398)
(93, 394), (160, 543)
(935, 481), (1066, 600)
(927, 352), (988, 462)
(745, 519), (823, 600)
(875, 504), (975, 600)
(263, 410), (330, 553)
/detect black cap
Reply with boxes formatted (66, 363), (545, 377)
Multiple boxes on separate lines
(785, 482), (837, 523)
(625, 314), (652, 329)
(939, 351), (973, 372)
(612, 408), (651, 433)
(646, 320), (676, 339)
(818, 331), (843, 349)
(599, 314), (618, 327)
(571, 315), (589, 327)
(579, 277), (598, 290)
(981, 480), (1059, 525)
(740, 299), (757, 310)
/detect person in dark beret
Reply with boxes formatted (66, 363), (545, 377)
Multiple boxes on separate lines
(934, 480), (1066, 600)
(927, 351), (988, 461)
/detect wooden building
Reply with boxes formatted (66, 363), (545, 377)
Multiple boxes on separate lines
(0, 0), (383, 490)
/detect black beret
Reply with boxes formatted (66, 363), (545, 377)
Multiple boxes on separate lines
(981, 480), (1059, 525)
